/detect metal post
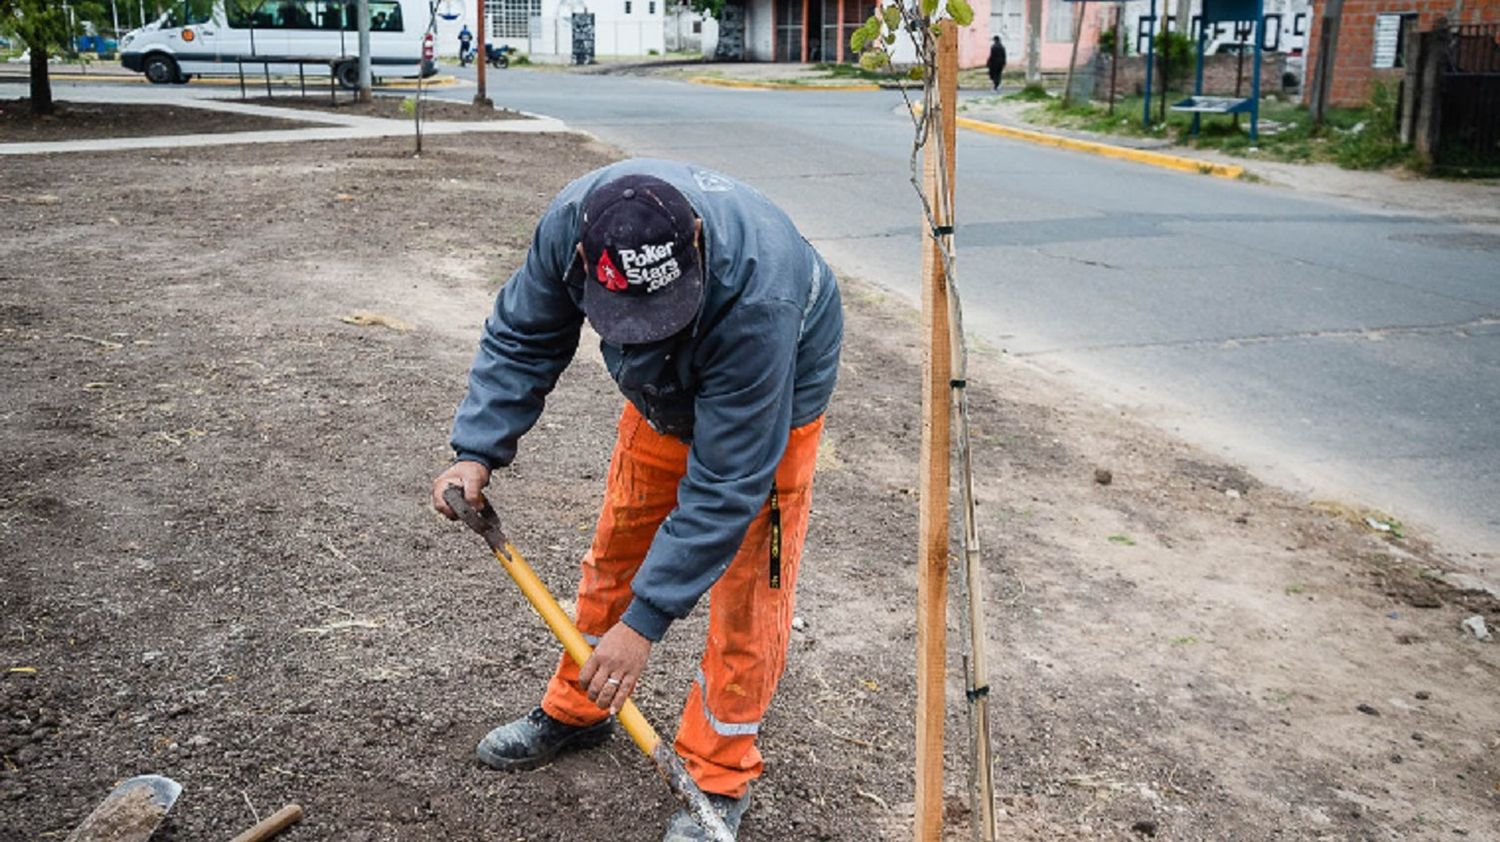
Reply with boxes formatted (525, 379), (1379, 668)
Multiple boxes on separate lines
(357, 0), (372, 102)
(299, 63), (306, 97)
(1109, 3), (1122, 115)
(264, 61), (272, 96)
(1249, 0), (1263, 141)
(1143, 0), (1156, 127)
(238, 60), (246, 98)
(1191, 21), (1205, 135)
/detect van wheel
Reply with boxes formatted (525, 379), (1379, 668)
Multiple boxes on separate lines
(334, 61), (359, 90)
(171, 73), (192, 84)
(144, 54), (179, 85)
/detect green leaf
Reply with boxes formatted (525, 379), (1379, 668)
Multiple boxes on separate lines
(850, 28), (869, 53)
(859, 51), (889, 71)
(908, 65), (925, 80)
(947, 0), (974, 27)
(883, 4), (902, 31)
(920, 0), (939, 17)
(883, 32), (896, 45)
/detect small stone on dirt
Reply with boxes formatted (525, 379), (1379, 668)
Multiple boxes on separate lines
(1357, 703), (1380, 716)
(1411, 732), (1425, 742)
(1460, 615), (1491, 641)
(1415, 690), (1431, 700)
(1225, 489), (1241, 500)
(791, 616), (808, 632)
(1094, 468), (1112, 486)
(1131, 819), (1158, 836)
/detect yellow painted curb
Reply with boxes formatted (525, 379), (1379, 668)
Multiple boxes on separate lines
(955, 115), (1244, 179)
(687, 75), (879, 92)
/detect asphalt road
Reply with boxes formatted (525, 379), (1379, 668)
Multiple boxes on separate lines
(438, 69), (1499, 565)
(17, 69), (1498, 566)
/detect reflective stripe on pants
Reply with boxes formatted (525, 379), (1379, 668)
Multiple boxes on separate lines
(541, 402), (824, 798)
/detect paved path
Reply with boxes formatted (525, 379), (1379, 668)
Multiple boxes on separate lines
(0, 83), (567, 155)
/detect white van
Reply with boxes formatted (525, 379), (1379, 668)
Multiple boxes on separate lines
(120, 0), (430, 88)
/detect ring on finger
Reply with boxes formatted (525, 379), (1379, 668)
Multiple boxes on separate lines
(605, 677), (622, 686)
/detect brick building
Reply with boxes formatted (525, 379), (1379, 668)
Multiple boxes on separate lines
(1304, 0), (1499, 105)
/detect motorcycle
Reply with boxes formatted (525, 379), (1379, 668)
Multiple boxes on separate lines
(483, 44), (515, 69)
(459, 43), (513, 69)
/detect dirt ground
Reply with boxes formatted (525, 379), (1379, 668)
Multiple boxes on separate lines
(2, 129), (1498, 842)
(241, 96), (528, 122)
(0, 100), (315, 142)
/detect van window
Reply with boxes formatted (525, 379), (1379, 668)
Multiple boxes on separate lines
(364, 1), (403, 31)
(165, 0), (213, 27)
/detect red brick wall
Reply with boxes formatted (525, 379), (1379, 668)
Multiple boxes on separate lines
(1304, 0), (1500, 106)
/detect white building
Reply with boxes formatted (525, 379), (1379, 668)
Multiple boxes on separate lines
(430, 0), (666, 60)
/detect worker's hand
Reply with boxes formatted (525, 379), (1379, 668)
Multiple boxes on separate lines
(432, 460), (491, 519)
(579, 622), (651, 716)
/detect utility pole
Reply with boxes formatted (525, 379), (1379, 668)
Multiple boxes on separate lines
(1062, 0), (1088, 106)
(357, 0), (372, 102)
(915, 17), (957, 842)
(1026, 0), (1042, 84)
(474, 0), (492, 106)
(1309, 0), (1344, 126)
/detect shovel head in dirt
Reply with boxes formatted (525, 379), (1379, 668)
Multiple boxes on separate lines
(65, 774), (182, 842)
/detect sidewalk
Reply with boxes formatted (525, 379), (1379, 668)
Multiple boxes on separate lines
(0, 84), (570, 155)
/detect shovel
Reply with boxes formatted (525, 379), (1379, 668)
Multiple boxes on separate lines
(65, 775), (181, 842)
(443, 485), (735, 842)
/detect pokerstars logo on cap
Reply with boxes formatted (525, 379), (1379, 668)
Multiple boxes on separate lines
(575, 174), (704, 345)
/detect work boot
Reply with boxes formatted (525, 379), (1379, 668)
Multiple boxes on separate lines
(660, 788), (751, 841)
(475, 707), (613, 771)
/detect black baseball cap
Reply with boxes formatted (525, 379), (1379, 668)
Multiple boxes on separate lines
(573, 174), (704, 345)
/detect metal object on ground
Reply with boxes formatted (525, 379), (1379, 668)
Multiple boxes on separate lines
(64, 775), (182, 842)
(442, 486), (734, 842)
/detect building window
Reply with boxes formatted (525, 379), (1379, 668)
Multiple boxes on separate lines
(625, 0), (632, 12)
(489, 0), (538, 38)
(1372, 13), (1417, 68)
(692, 20), (701, 33)
(1046, 0), (1077, 43)
(649, 1), (655, 12)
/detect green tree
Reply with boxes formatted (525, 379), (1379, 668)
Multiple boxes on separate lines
(1, 0), (107, 115)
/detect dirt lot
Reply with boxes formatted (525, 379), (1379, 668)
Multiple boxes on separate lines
(241, 96), (528, 122)
(2, 130), (1498, 841)
(0, 100), (316, 142)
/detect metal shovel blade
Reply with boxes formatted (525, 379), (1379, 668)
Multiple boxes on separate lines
(65, 775), (182, 842)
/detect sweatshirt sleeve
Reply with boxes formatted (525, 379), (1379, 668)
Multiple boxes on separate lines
(450, 204), (584, 469)
(620, 299), (802, 641)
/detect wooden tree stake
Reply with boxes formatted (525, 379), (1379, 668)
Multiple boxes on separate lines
(915, 18), (958, 842)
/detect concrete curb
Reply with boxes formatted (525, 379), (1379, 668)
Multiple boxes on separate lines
(955, 115), (1246, 180)
(686, 75), (879, 92)
(1, 72), (460, 89)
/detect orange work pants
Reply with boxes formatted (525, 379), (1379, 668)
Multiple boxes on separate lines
(541, 402), (824, 798)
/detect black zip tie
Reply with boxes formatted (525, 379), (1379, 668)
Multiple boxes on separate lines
(950, 378), (966, 389)
(966, 685), (990, 702)
(933, 224), (954, 237)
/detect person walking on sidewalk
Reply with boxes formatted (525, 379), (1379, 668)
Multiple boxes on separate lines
(987, 35), (1007, 91)
(432, 158), (843, 841)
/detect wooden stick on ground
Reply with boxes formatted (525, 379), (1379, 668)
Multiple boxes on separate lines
(228, 803), (303, 842)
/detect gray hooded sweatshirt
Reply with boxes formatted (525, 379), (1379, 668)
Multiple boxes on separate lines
(451, 159), (842, 641)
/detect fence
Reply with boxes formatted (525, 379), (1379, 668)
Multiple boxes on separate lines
(1401, 20), (1500, 169)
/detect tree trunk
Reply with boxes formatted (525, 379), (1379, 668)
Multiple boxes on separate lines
(29, 42), (55, 116)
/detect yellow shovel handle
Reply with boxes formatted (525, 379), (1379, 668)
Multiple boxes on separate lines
(490, 541), (660, 756)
